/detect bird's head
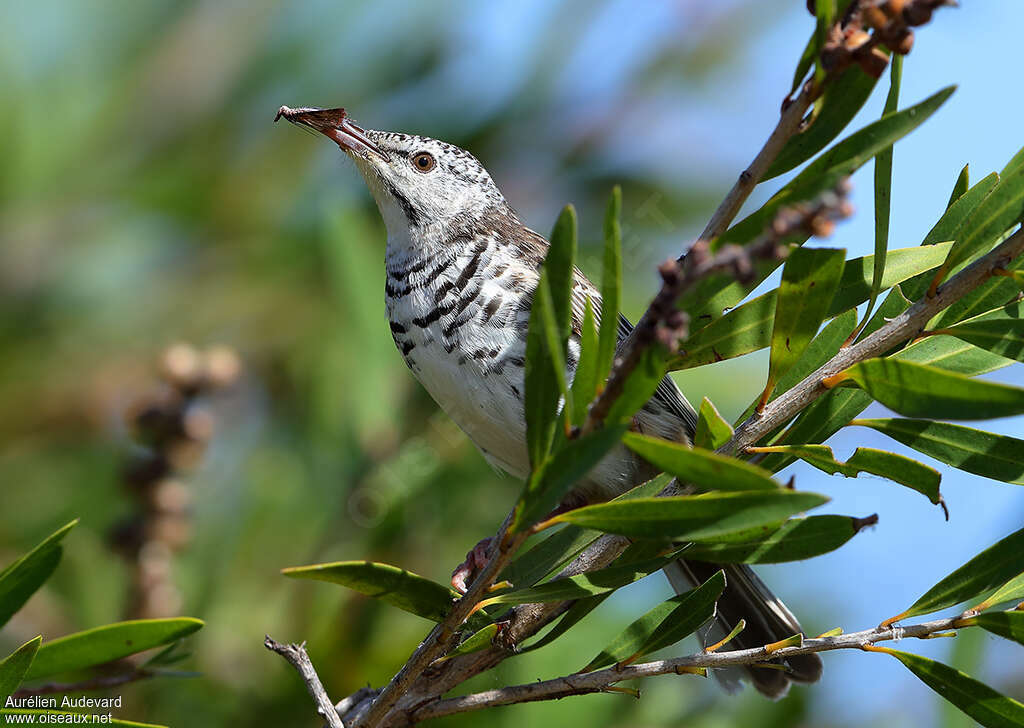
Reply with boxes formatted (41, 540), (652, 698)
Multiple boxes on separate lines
(276, 106), (512, 244)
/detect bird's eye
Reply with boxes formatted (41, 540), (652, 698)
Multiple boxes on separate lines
(411, 152), (435, 172)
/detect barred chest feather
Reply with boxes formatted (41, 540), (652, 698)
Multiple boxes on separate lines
(385, 232), (543, 479)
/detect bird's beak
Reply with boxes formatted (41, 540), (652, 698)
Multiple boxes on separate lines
(275, 106), (387, 161)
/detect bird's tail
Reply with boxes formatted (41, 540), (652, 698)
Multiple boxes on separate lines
(663, 559), (823, 699)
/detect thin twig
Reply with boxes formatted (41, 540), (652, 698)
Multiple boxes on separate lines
(696, 85), (816, 245)
(403, 614), (967, 724)
(13, 671), (156, 698)
(265, 636), (345, 728)
(351, 516), (528, 728)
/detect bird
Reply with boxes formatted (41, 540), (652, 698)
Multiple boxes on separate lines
(276, 105), (823, 698)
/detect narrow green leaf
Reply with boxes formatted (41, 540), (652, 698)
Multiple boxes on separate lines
(502, 526), (594, 590)
(947, 164), (970, 210)
(25, 618), (203, 681)
(525, 205), (577, 468)
(583, 570), (725, 671)
(477, 550), (685, 608)
(694, 397), (733, 450)
(766, 65), (881, 179)
(597, 187), (622, 385)
(974, 574), (1024, 611)
(897, 526), (1024, 620)
(972, 612), (1024, 647)
(858, 55), (902, 335)
(765, 247), (846, 395)
(570, 296), (599, 425)
(514, 426), (628, 531)
(519, 541), (660, 653)
(719, 86), (955, 248)
(671, 243), (952, 371)
(754, 444), (941, 505)
(283, 561), (455, 623)
(932, 254), (1024, 329)
(940, 163), (1024, 279)
(0, 520), (78, 629)
(682, 515), (872, 564)
(736, 310), (858, 427)
(680, 87), (954, 327)
(605, 347), (666, 425)
(0, 637), (41, 705)
(553, 491), (828, 540)
(839, 358), (1024, 420)
(447, 624), (499, 658)
(883, 649), (1024, 728)
(0, 712), (166, 728)
(760, 326), (1014, 474)
(853, 419), (1024, 487)
(623, 433), (779, 492)
(941, 301), (1024, 362)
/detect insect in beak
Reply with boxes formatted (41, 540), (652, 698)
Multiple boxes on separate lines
(275, 106), (388, 161)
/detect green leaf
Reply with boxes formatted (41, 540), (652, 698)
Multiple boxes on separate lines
(931, 254), (1024, 329)
(583, 570), (725, 671)
(759, 326), (1014, 474)
(502, 526), (594, 590)
(0, 637), (41, 705)
(694, 397), (733, 450)
(858, 55), (902, 336)
(764, 247), (846, 397)
(570, 296), (599, 425)
(853, 419), (1024, 487)
(0, 712), (166, 728)
(941, 301), (1024, 362)
(720, 86), (955, 248)
(514, 426), (628, 531)
(25, 618), (203, 681)
(605, 347), (667, 425)
(476, 550), (685, 608)
(947, 164), (970, 211)
(671, 243), (952, 371)
(0, 520), (77, 629)
(525, 205), (577, 468)
(923, 173), (1000, 249)
(553, 491), (828, 540)
(683, 515), (873, 564)
(882, 649), (1024, 728)
(446, 624), (499, 658)
(752, 444), (941, 505)
(766, 65), (881, 179)
(940, 164), (1024, 281)
(623, 432), (779, 492)
(893, 526), (1024, 621)
(598, 187), (622, 385)
(974, 573), (1024, 612)
(283, 561), (455, 623)
(971, 612), (1024, 647)
(736, 309), (857, 426)
(838, 358), (1024, 420)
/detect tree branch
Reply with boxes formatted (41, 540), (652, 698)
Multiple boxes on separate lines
(350, 515), (528, 728)
(265, 636), (345, 728)
(403, 614), (970, 725)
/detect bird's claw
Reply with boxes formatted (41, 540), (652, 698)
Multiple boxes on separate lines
(451, 537), (494, 593)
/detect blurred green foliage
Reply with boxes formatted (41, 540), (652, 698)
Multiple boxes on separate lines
(1, 2), (1009, 727)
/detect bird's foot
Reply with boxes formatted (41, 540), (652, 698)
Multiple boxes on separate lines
(451, 537), (494, 594)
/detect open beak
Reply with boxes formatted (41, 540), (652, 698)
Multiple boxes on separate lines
(275, 106), (387, 160)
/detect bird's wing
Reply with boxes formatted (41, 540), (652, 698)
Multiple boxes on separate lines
(569, 267), (698, 439)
